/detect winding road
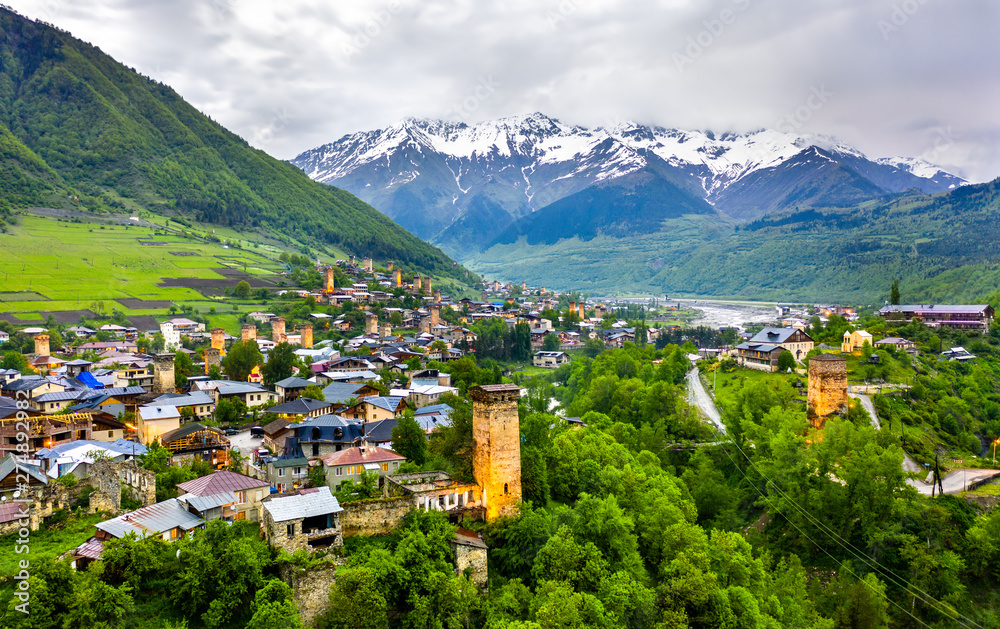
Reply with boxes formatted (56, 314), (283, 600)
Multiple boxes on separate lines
(685, 371), (1000, 495)
(686, 367), (726, 434)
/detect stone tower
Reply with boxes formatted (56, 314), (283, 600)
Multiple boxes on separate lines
(211, 328), (225, 352)
(430, 304), (441, 327)
(569, 301), (576, 316)
(34, 334), (50, 357)
(387, 261), (394, 271)
(362, 257), (373, 272)
(298, 325), (313, 348)
(160, 321), (180, 351)
(412, 275), (422, 292)
(434, 289), (441, 302)
(365, 312), (378, 335)
(394, 268), (402, 287)
(152, 353), (175, 395)
(423, 276), (432, 294)
(204, 347), (221, 375)
(271, 317), (286, 343)
(578, 302), (585, 319)
(470, 383), (522, 521)
(325, 267), (336, 292)
(379, 322), (393, 339)
(241, 324), (257, 343)
(808, 354), (848, 427)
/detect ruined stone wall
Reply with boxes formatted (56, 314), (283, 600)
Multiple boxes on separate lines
(265, 511), (307, 554)
(454, 544), (488, 588)
(87, 460), (156, 513)
(0, 483), (69, 533)
(279, 561), (338, 628)
(340, 496), (414, 537)
(471, 385), (522, 521)
(152, 353), (175, 395)
(808, 356), (848, 422)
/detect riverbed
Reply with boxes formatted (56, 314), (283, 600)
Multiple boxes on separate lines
(678, 299), (776, 329)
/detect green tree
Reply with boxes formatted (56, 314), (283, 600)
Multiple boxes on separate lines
(215, 398), (247, 426)
(302, 384), (326, 401)
(246, 580), (302, 629)
(890, 278), (901, 305)
(777, 349), (796, 371)
(583, 337), (605, 358)
(262, 341), (296, 386)
(542, 333), (561, 351)
(322, 567), (389, 629)
(391, 412), (428, 466)
(233, 280), (252, 299)
(175, 350), (195, 389)
(223, 340), (264, 382)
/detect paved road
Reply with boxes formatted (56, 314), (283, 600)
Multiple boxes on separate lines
(686, 367), (726, 435)
(849, 391), (1000, 494)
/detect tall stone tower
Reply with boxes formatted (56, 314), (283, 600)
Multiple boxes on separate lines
(365, 312), (378, 335)
(470, 384), (522, 521)
(394, 268), (402, 287)
(271, 317), (286, 343)
(362, 257), (373, 272)
(412, 275), (422, 292)
(211, 328), (226, 352)
(241, 324), (257, 343)
(578, 302), (585, 319)
(569, 301), (576, 316)
(379, 322), (393, 339)
(423, 276), (432, 294)
(34, 334), (50, 357)
(204, 347), (221, 375)
(387, 261), (394, 272)
(298, 325), (313, 348)
(152, 353), (175, 395)
(430, 304), (441, 327)
(325, 267), (336, 292)
(808, 354), (848, 427)
(434, 289), (441, 303)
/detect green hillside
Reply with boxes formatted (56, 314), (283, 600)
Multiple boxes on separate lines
(0, 8), (465, 281)
(465, 179), (1000, 303)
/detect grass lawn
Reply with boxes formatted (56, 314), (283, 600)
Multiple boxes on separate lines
(709, 364), (806, 409)
(0, 511), (104, 577)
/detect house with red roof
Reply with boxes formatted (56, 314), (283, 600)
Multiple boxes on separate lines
(176, 470), (271, 522)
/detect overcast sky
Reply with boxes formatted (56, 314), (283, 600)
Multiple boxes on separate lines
(12, 0), (1000, 181)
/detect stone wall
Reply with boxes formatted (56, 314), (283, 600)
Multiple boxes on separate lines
(341, 496), (414, 537)
(454, 544), (488, 588)
(807, 355), (848, 424)
(0, 483), (70, 533)
(87, 460), (156, 513)
(278, 561), (338, 628)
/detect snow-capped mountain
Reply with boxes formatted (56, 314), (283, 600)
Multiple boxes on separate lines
(290, 113), (966, 253)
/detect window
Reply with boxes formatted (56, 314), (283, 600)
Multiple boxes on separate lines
(312, 443), (319, 456)
(336, 467), (342, 476)
(235, 491), (245, 505)
(382, 462), (388, 472)
(278, 468), (285, 477)
(108, 431), (114, 438)
(286, 523), (295, 536)
(294, 467), (301, 476)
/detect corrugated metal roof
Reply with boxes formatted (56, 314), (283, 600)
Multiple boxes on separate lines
(96, 498), (204, 538)
(176, 470), (269, 496)
(73, 538), (105, 559)
(319, 445), (405, 467)
(179, 491), (239, 513)
(263, 486), (342, 522)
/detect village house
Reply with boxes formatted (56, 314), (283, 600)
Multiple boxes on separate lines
(159, 423), (231, 468)
(743, 327), (814, 360)
(875, 337), (918, 354)
(533, 351), (569, 368)
(176, 470), (271, 522)
(878, 304), (995, 332)
(265, 456), (310, 493)
(136, 405), (181, 445)
(273, 376), (315, 402)
(261, 486), (344, 553)
(284, 414), (366, 458)
(262, 397), (333, 422)
(320, 444), (406, 490)
(212, 382), (281, 408)
(343, 396), (409, 422)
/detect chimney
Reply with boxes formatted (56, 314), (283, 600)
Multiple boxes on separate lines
(394, 268), (402, 287)
(204, 347), (221, 375)
(423, 277), (432, 294)
(271, 318), (286, 343)
(211, 328), (225, 351)
(325, 267), (336, 292)
(298, 324), (313, 348)
(578, 302), (585, 319)
(152, 353), (175, 395)
(430, 304), (441, 327)
(241, 324), (257, 342)
(34, 334), (50, 357)
(365, 312), (378, 335)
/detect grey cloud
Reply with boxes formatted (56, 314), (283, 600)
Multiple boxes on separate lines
(11, 0), (1000, 181)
